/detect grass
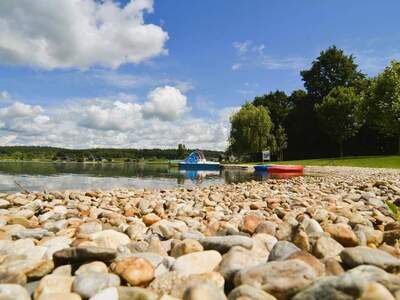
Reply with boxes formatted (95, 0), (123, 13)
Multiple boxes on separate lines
(271, 155), (400, 169)
(237, 155), (400, 169)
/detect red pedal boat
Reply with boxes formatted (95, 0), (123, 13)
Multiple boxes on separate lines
(267, 165), (304, 173)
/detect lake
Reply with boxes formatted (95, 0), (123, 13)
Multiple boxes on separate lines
(0, 161), (297, 193)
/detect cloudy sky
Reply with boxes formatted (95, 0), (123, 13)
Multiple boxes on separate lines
(0, 0), (399, 150)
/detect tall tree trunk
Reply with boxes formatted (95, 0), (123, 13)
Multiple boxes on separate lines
(339, 141), (344, 157)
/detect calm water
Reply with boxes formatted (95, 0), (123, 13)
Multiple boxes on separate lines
(0, 161), (296, 193)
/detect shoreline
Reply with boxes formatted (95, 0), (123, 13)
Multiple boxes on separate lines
(0, 166), (399, 298)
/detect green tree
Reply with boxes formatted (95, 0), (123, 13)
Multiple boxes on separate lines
(301, 46), (364, 103)
(177, 144), (187, 159)
(315, 87), (364, 157)
(229, 103), (274, 157)
(252, 90), (291, 128)
(274, 125), (288, 161)
(366, 61), (400, 154)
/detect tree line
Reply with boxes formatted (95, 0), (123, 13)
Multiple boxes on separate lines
(0, 146), (222, 162)
(229, 46), (400, 160)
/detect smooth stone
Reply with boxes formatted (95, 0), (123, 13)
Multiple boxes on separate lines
(75, 261), (108, 275)
(287, 251), (325, 276)
(218, 247), (266, 283)
(0, 271), (27, 285)
(149, 271), (224, 299)
(37, 293), (82, 300)
(172, 250), (222, 277)
(199, 236), (253, 254)
(171, 239), (203, 258)
(0, 258), (44, 276)
(313, 236), (344, 259)
(240, 215), (263, 234)
(117, 286), (158, 300)
(341, 246), (400, 272)
(324, 223), (358, 247)
(126, 222), (147, 241)
(143, 214), (161, 226)
(78, 222), (102, 235)
(0, 200), (10, 209)
(303, 219), (324, 235)
(52, 265), (72, 276)
(0, 284), (30, 300)
(73, 272), (120, 299)
(268, 241), (300, 261)
(252, 233), (277, 252)
(34, 275), (75, 299)
(323, 258), (344, 276)
(89, 230), (130, 249)
(181, 231), (204, 241)
(89, 287), (118, 300)
(12, 228), (51, 240)
(53, 247), (116, 266)
(234, 259), (317, 299)
(111, 257), (154, 286)
(129, 252), (174, 270)
(183, 283), (226, 300)
(292, 265), (400, 300)
(228, 284), (277, 300)
(255, 221), (278, 236)
(358, 282), (395, 300)
(26, 260), (54, 279)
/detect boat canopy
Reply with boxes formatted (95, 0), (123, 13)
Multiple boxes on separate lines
(184, 150), (206, 164)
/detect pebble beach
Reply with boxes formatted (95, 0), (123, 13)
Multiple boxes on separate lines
(0, 166), (399, 300)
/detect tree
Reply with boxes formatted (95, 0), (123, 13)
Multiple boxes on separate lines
(252, 90), (291, 128)
(315, 87), (364, 157)
(177, 144), (187, 159)
(274, 125), (288, 161)
(301, 46), (365, 103)
(366, 61), (400, 154)
(229, 103), (274, 157)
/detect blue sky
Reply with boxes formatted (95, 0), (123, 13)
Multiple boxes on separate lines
(0, 0), (399, 149)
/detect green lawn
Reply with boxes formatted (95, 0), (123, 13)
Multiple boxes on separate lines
(271, 155), (400, 169)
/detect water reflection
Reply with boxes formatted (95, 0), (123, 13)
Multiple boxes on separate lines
(0, 161), (302, 193)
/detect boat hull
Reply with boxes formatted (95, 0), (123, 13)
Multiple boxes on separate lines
(179, 162), (221, 171)
(254, 164), (304, 173)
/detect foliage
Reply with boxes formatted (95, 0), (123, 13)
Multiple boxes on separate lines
(315, 87), (364, 156)
(234, 45), (398, 161)
(386, 200), (400, 222)
(300, 46), (365, 102)
(0, 146), (222, 162)
(253, 90), (291, 129)
(177, 144), (188, 159)
(229, 103), (274, 157)
(274, 125), (288, 161)
(365, 61), (400, 154)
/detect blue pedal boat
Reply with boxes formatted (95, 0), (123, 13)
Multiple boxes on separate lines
(178, 150), (221, 171)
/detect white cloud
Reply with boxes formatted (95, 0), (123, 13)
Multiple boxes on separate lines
(78, 99), (142, 131)
(0, 101), (43, 119)
(0, 90), (233, 150)
(142, 86), (189, 120)
(232, 40), (307, 71)
(0, 0), (168, 69)
(0, 91), (9, 101)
